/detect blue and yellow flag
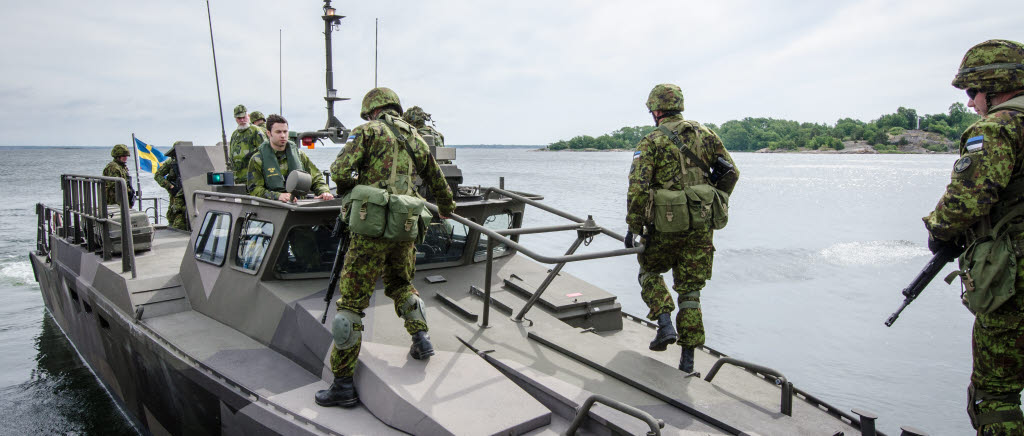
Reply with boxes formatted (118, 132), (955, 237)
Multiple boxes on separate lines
(134, 137), (168, 173)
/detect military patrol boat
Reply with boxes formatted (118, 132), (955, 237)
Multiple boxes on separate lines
(29, 3), (926, 435)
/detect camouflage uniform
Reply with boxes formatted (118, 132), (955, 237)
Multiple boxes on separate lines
(326, 89), (455, 378)
(250, 111), (269, 136)
(627, 84), (738, 349)
(924, 39), (1024, 435)
(229, 104), (268, 186)
(403, 106), (446, 147)
(246, 141), (329, 200)
(102, 144), (133, 206)
(153, 153), (188, 230)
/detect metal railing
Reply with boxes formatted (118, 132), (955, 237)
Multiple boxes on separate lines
(47, 174), (138, 278)
(564, 394), (664, 436)
(139, 196), (163, 225)
(704, 356), (793, 416)
(426, 186), (644, 327)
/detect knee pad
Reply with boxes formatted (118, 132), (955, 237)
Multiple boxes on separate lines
(638, 269), (659, 286)
(679, 290), (701, 309)
(400, 294), (427, 325)
(332, 309), (363, 350)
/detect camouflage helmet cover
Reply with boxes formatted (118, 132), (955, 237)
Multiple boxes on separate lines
(360, 87), (402, 120)
(233, 104), (247, 117)
(952, 39), (1024, 93)
(646, 83), (685, 112)
(111, 143), (130, 158)
(249, 110), (265, 122)
(403, 106), (430, 126)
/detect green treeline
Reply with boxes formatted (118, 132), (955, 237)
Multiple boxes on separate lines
(547, 103), (980, 152)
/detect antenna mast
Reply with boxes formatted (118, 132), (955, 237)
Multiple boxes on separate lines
(279, 29), (283, 115)
(375, 18), (378, 88)
(205, 0), (230, 169)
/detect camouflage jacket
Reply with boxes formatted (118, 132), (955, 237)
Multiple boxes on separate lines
(247, 141), (329, 200)
(417, 125), (446, 147)
(330, 109), (456, 217)
(230, 125), (268, 185)
(924, 97), (1024, 241)
(153, 157), (183, 198)
(102, 159), (131, 205)
(626, 114), (738, 234)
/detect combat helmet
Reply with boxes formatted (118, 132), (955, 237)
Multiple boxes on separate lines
(249, 111), (265, 123)
(952, 39), (1024, 93)
(646, 84), (685, 112)
(403, 106), (429, 127)
(111, 144), (130, 158)
(360, 87), (402, 120)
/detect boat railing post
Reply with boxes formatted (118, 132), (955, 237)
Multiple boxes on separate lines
(61, 176), (70, 244)
(118, 180), (137, 277)
(35, 203), (45, 255)
(100, 181), (112, 261)
(84, 178), (97, 253)
(480, 237), (495, 328)
(513, 236), (585, 323)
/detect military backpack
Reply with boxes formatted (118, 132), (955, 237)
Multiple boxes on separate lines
(649, 121), (729, 233)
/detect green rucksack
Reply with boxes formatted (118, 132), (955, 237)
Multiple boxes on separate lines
(650, 123), (729, 233)
(945, 206), (1023, 315)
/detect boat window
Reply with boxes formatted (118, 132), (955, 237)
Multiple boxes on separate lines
(416, 218), (470, 266)
(274, 222), (341, 276)
(235, 219), (274, 271)
(194, 211), (231, 266)
(474, 211), (517, 262)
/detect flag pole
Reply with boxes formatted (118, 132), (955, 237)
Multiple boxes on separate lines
(131, 133), (142, 211)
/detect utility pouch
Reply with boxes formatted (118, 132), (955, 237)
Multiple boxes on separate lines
(652, 188), (689, 233)
(417, 207), (434, 244)
(384, 194), (428, 242)
(945, 208), (1023, 315)
(712, 189), (730, 230)
(345, 185), (389, 238)
(685, 184), (717, 232)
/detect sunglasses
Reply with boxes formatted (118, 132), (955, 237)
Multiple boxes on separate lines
(967, 89), (979, 99)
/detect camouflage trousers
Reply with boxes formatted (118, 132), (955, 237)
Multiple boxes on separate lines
(638, 229), (714, 349)
(970, 290), (1024, 435)
(166, 195), (188, 230)
(329, 235), (427, 377)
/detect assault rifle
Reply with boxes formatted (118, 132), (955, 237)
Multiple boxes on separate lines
(321, 216), (351, 324)
(884, 245), (962, 327)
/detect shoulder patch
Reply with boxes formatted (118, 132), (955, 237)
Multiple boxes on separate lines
(954, 155), (973, 173)
(633, 150), (641, 159)
(965, 135), (984, 152)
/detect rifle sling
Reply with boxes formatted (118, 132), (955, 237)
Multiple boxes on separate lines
(657, 125), (711, 176)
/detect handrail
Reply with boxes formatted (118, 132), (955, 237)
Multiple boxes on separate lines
(564, 394), (664, 436)
(704, 356), (793, 416)
(59, 174), (137, 278)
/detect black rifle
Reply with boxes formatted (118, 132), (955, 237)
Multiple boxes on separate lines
(321, 216), (351, 324)
(885, 245), (961, 326)
(169, 162), (184, 197)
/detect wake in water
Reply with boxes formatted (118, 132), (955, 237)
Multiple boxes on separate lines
(0, 260), (35, 287)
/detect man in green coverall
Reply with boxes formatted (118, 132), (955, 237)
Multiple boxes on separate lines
(625, 84), (738, 374)
(102, 144), (134, 207)
(153, 144), (189, 230)
(246, 114), (333, 202)
(315, 87), (455, 408)
(229, 104), (268, 186)
(923, 39), (1024, 435)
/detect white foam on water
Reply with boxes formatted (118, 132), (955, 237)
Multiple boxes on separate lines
(0, 261), (35, 287)
(818, 240), (929, 266)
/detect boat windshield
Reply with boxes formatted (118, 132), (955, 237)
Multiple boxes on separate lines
(474, 211), (517, 262)
(416, 218), (469, 266)
(274, 223), (340, 276)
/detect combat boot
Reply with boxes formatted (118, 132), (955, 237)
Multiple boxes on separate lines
(410, 331), (435, 360)
(649, 313), (678, 351)
(679, 347), (695, 373)
(315, 375), (358, 408)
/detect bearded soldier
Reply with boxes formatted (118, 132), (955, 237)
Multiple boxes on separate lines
(153, 144), (189, 230)
(229, 104), (268, 186)
(102, 143), (134, 207)
(924, 39), (1024, 435)
(625, 84), (738, 374)
(315, 88), (455, 408)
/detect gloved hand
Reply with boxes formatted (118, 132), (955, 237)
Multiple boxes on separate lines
(928, 236), (960, 255)
(624, 231), (635, 249)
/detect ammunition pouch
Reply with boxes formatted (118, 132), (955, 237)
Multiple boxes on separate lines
(651, 184), (728, 233)
(332, 309), (364, 350)
(967, 382), (1024, 429)
(340, 186), (432, 243)
(385, 194), (432, 244)
(400, 294), (427, 325)
(945, 207), (1024, 315)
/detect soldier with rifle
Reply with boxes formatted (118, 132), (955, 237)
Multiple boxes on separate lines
(154, 143), (189, 230)
(917, 39), (1024, 435)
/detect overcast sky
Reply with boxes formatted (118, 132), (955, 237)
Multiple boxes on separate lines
(2, 1), (1022, 148)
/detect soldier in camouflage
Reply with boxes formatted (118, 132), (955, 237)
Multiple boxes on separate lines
(102, 144), (135, 207)
(153, 143), (189, 230)
(247, 114), (333, 202)
(403, 106), (446, 147)
(315, 88), (455, 408)
(229, 104), (268, 186)
(249, 110), (268, 136)
(626, 84), (738, 374)
(924, 39), (1024, 435)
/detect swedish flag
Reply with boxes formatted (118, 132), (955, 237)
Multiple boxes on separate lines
(134, 137), (167, 173)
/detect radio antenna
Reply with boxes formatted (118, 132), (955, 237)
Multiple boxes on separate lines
(205, 0), (230, 169)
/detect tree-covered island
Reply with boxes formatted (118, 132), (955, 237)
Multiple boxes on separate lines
(545, 103), (980, 153)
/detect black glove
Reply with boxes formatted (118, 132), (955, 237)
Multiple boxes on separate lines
(928, 236), (959, 255)
(624, 231), (635, 249)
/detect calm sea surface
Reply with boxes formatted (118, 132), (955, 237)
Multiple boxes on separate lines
(0, 146), (974, 435)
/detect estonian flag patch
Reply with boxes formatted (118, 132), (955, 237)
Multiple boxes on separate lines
(633, 151), (642, 159)
(966, 135), (984, 152)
